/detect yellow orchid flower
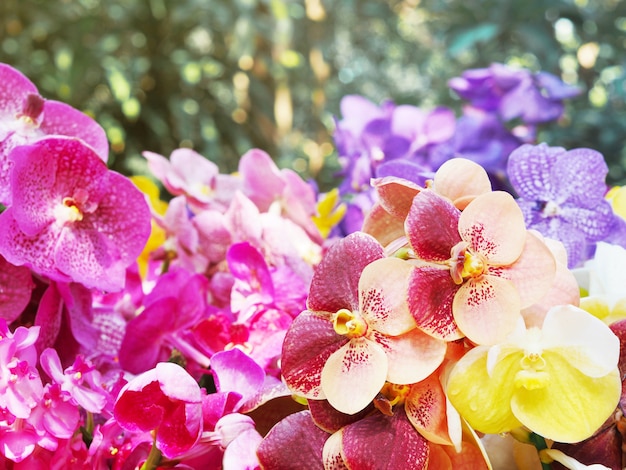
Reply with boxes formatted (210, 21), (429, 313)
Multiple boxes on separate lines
(606, 185), (626, 220)
(446, 305), (621, 444)
(130, 176), (168, 277)
(311, 188), (347, 238)
(575, 242), (626, 325)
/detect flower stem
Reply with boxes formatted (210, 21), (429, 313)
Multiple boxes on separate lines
(140, 436), (162, 470)
(529, 432), (552, 470)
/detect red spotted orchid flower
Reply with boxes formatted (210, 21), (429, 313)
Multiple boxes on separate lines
(281, 232), (446, 415)
(406, 189), (556, 345)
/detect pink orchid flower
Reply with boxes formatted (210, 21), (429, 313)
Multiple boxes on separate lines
(238, 148), (322, 244)
(0, 63), (108, 205)
(406, 189), (556, 345)
(143, 148), (239, 211)
(281, 232), (446, 415)
(0, 136), (151, 292)
(113, 362), (203, 459)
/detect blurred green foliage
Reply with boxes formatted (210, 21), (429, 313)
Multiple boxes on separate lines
(2, 0), (626, 187)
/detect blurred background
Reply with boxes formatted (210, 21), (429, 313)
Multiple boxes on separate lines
(2, 0), (626, 189)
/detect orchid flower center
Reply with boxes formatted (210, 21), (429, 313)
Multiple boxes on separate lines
(538, 200), (561, 218)
(380, 382), (411, 406)
(16, 94), (45, 128)
(514, 328), (549, 390)
(450, 241), (487, 284)
(57, 197), (84, 223)
(332, 308), (368, 338)
(55, 188), (95, 224)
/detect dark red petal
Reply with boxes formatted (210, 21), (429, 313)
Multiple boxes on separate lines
(342, 408), (429, 470)
(309, 399), (375, 433)
(307, 232), (384, 313)
(281, 311), (346, 399)
(257, 410), (328, 469)
(407, 266), (462, 341)
(405, 190), (460, 262)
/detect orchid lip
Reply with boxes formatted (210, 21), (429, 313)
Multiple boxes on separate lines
(332, 308), (368, 338)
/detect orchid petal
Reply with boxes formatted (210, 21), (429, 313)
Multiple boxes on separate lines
(446, 347), (523, 434)
(433, 158), (492, 210)
(371, 176), (421, 219)
(408, 265), (462, 341)
(406, 190), (461, 262)
(454, 275), (521, 345)
(405, 373), (452, 445)
(377, 329), (446, 385)
(359, 257), (415, 335)
(341, 408), (429, 470)
(257, 410), (328, 469)
(281, 311), (346, 400)
(307, 232), (384, 313)
(361, 202), (406, 247)
(511, 352), (621, 443)
(539, 305), (620, 378)
(493, 230), (556, 309)
(322, 428), (348, 469)
(321, 338), (387, 414)
(459, 191), (526, 264)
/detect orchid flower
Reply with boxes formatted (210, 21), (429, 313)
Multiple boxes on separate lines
(281, 232), (446, 415)
(446, 305), (621, 443)
(0, 63), (108, 205)
(406, 189), (556, 345)
(0, 137), (151, 291)
(113, 362), (204, 459)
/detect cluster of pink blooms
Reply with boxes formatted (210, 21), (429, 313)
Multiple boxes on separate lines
(0, 63), (324, 468)
(1, 61), (626, 470)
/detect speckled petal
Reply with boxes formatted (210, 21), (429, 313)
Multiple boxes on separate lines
(321, 337), (387, 414)
(407, 265), (462, 341)
(341, 407), (429, 470)
(281, 311), (346, 400)
(307, 232), (384, 313)
(359, 257), (415, 336)
(453, 275), (521, 345)
(459, 191), (527, 265)
(507, 143), (566, 201)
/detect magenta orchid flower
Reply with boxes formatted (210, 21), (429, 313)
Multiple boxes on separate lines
(0, 63), (108, 205)
(113, 362), (203, 459)
(406, 189), (556, 345)
(281, 232), (446, 415)
(0, 137), (151, 291)
(119, 267), (210, 374)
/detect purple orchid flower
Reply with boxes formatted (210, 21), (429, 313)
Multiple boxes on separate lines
(0, 136), (151, 291)
(449, 63), (580, 124)
(507, 143), (614, 268)
(0, 63), (108, 205)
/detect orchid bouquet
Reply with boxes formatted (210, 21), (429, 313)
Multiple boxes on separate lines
(0, 60), (625, 470)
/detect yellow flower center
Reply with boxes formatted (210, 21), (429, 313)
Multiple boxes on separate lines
(332, 308), (368, 338)
(380, 382), (411, 406)
(450, 241), (487, 284)
(515, 352), (549, 390)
